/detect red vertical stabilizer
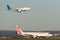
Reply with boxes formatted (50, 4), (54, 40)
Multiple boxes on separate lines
(16, 25), (23, 35)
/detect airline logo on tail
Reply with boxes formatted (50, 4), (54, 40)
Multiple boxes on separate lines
(16, 25), (23, 35)
(7, 5), (12, 10)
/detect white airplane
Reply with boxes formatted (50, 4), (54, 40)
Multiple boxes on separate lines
(16, 25), (53, 38)
(6, 5), (30, 13)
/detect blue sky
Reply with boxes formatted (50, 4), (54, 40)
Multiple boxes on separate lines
(0, 0), (60, 31)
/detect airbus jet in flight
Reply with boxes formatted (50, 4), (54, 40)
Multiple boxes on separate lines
(6, 5), (30, 13)
(16, 25), (53, 38)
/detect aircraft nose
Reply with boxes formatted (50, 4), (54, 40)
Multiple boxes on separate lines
(27, 8), (30, 10)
